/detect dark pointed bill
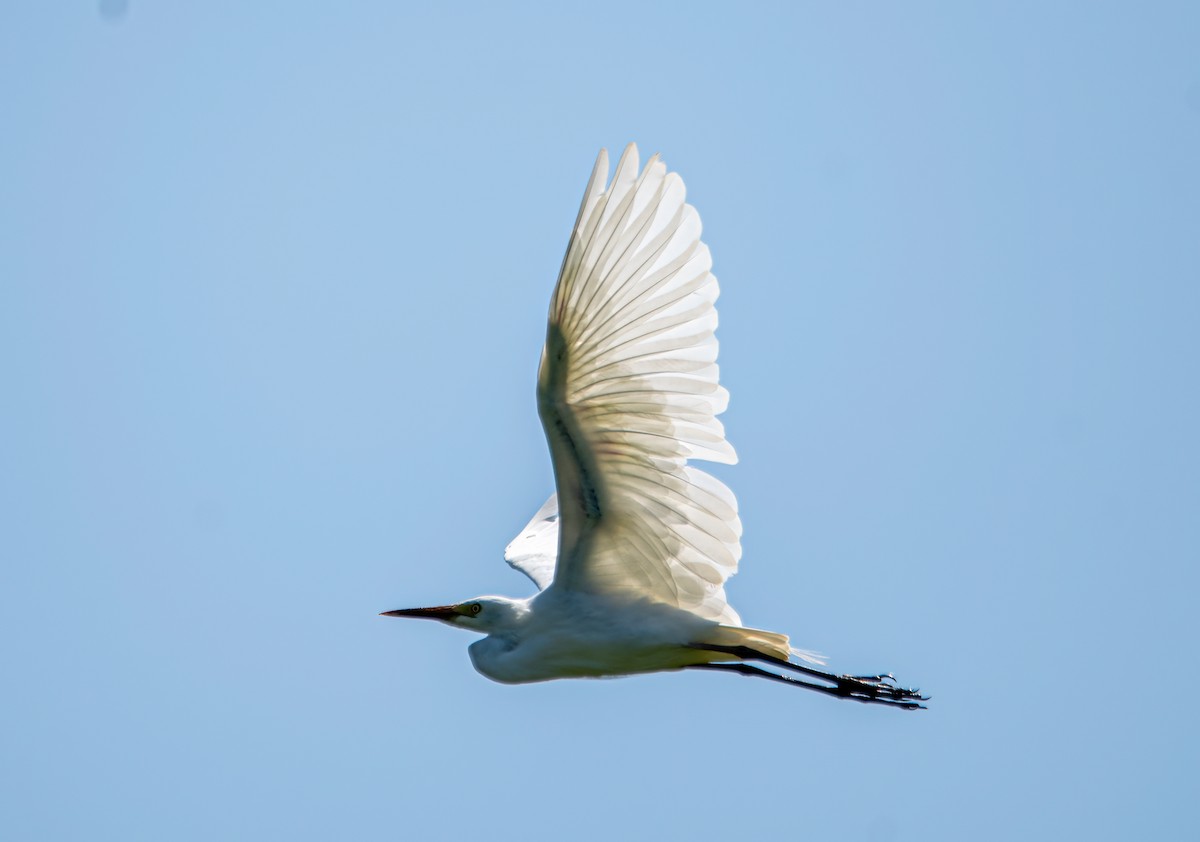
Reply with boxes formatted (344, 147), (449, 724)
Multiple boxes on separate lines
(380, 606), (459, 620)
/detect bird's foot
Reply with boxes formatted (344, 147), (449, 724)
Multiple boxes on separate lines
(835, 673), (928, 708)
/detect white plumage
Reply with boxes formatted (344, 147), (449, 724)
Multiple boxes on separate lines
(383, 145), (926, 709)
(521, 144), (741, 624)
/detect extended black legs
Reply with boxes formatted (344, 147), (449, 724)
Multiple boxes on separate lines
(685, 644), (928, 710)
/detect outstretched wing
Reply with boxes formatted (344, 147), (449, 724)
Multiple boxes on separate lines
(504, 495), (559, 590)
(535, 144), (742, 624)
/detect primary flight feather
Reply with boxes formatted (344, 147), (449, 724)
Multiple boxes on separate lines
(383, 144), (927, 709)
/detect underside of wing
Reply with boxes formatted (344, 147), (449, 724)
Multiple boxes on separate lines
(536, 144), (743, 624)
(504, 495), (559, 590)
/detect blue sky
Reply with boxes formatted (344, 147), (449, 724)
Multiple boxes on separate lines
(3, 2), (1198, 839)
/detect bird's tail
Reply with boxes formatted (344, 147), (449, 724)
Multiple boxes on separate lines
(700, 624), (823, 665)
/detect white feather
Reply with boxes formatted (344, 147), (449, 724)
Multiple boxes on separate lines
(504, 495), (559, 590)
(525, 143), (743, 625)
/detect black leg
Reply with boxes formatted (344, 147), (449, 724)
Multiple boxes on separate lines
(686, 662), (926, 710)
(686, 643), (928, 709)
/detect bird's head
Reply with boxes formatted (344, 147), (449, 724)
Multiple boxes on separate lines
(380, 595), (526, 633)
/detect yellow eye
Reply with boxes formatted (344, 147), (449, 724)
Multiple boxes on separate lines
(470, 603), (482, 616)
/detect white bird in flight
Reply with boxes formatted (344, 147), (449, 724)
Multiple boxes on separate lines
(384, 144), (926, 709)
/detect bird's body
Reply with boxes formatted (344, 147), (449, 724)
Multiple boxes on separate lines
(384, 144), (926, 709)
(464, 593), (716, 684)
(461, 590), (794, 684)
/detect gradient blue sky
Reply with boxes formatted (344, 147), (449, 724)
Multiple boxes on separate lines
(3, 3), (1198, 840)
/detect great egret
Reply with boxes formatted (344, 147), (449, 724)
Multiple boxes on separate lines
(384, 144), (926, 709)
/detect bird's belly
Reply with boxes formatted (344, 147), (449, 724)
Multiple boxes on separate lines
(468, 623), (715, 685)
